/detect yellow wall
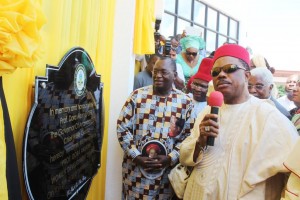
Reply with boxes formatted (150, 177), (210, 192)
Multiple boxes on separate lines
(2, 0), (115, 199)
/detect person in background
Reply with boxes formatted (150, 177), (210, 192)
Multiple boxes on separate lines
(176, 35), (205, 85)
(155, 34), (166, 55)
(188, 58), (214, 119)
(171, 34), (182, 54)
(117, 57), (194, 199)
(185, 57), (214, 94)
(290, 75), (300, 134)
(250, 54), (278, 97)
(134, 54), (147, 75)
(248, 67), (291, 119)
(169, 48), (177, 60)
(281, 76), (300, 200)
(170, 48), (185, 90)
(277, 74), (298, 111)
(133, 54), (160, 90)
(180, 44), (298, 199)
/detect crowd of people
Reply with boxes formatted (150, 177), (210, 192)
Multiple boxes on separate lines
(118, 31), (300, 199)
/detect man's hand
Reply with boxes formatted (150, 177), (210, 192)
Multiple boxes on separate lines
(133, 156), (152, 167)
(181, 30), (187, 38)
(155, 155), (171, 169)
(198, 113), (219, 147)
(191, 113), (219, 162)
(133, 155), (171, 171)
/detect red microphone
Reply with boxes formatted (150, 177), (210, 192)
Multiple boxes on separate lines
(207, 91), (224, 146)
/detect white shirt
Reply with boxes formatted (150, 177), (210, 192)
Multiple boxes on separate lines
(277, 95), (296, 111)
(176, 63), (185, 82)
(191, 99), (207, 119)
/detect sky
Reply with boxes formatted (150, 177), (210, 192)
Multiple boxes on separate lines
(244, 0), (300, 71)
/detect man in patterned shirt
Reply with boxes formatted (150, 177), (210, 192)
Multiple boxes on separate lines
(117, 57), (194, 199)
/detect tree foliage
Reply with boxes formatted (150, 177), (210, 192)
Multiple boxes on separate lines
(277, 85), (286, 98)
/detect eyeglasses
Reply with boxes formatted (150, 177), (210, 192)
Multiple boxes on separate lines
(152, 70), (172, 77)
(186, 51), (198, 57)
(211, 64), (246, 77)
(191, 82), (208, 91)
(248, 84), (265, 90)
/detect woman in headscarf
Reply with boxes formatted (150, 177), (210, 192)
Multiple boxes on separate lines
(176, 35), (205, 86)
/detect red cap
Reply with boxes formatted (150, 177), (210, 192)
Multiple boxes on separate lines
(213, 44), (250, 67)
(193, 58), (213, 82)
(208, 91), (223, 107)
(146, 144), (160, 154)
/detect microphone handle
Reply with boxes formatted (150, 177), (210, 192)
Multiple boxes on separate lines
(207, 107), (219, 146)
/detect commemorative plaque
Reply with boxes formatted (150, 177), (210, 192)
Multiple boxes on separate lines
(23, 47), (104, 200)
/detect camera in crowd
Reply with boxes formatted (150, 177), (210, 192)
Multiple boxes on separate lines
(154, 32), (172, 57)
(154, 19), (172, 57)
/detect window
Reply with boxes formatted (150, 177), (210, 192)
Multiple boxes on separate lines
(161, 1), (239, 53)
(177, 18), (191, 34)
(219, 14), (228, 35)
(178, 0), (192, 20)
(207, 8), (217, 30)
(160, 14), (175, 38)
(164, 0), (175, 13)
(193, 25), (204, 37)
(229, 19), (238, 39)
(194, 1), (205, 26)
(218, 35), (228, 47)
(206, 30), (216, 52)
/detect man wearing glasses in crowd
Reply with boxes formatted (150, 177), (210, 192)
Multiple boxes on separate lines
(188, 57), (214, 119)
(248, 67), (291, 119)
(117, 57), (194, 199)
(179, 44), (298, 199)
(170, 35), (182, 54)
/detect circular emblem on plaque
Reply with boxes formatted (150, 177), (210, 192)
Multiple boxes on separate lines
(74, 64), (87, 96)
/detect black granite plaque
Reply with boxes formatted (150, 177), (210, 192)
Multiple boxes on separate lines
(23, 47), (104, 200)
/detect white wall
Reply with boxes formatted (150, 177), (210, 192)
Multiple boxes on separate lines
(105, 0), (136, 199)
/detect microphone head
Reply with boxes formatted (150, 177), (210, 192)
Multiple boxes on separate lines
(208, 91), (224, 107)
